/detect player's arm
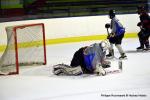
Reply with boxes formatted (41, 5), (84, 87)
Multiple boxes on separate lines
(109, 20), (116, 38)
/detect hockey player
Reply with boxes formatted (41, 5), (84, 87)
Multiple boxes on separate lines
(105, 9), (127, 59)
(53, 40), (111, 76)
(136, 6), (150, 50)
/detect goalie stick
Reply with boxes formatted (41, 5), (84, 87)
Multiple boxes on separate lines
(105, 60), (122, 75)
(99, 60), (122, 76)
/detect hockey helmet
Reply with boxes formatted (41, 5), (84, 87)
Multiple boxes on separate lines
(137, 6), (147, 14)
(109, 9), (116, 19)
(100, 40), (110, 51)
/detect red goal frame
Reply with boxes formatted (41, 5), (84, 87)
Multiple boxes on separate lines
(7, 23), (46, 75)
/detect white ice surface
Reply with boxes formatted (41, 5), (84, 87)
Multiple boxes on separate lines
(0, 38), (150, 100)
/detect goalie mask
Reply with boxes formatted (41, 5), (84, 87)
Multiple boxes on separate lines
(100, 40), (110, 51)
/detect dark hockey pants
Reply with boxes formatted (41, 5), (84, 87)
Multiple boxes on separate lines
(70, 47), (93, 74)
(108, 34), (124, 45)
(138, 30), (150, 48)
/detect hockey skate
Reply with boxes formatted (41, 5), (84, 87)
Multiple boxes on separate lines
(144, 45), (150, 51)
(136, 46), (144, 51)
(106, 49), (114, 59)
(136, 45), (150, 52)
(119, 53), (127, 60)
(106, 53), (117, 61)
(106, 53), (113, 58)
(106, 52), (114, 59)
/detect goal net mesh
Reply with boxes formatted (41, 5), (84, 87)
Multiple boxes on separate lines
(0, 23), (46, 75)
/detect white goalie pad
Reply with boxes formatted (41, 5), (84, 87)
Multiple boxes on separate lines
(52, 60), (122, 76)
(53, 64), (83, 76)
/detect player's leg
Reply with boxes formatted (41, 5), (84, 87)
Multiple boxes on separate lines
(143, 32), (150, 50)
(144, 38), (149, 50)
(115, 44), (127, 59)
(106, 38), (115, 58)
(147, 34), (150, 49)
(115, 34), (127, 59)
(137, 31), (144, 50)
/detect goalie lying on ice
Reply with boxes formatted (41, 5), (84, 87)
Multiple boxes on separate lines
(53, 40), (118, 76)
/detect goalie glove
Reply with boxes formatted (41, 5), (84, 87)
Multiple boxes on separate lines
(94, 63), (106, 76)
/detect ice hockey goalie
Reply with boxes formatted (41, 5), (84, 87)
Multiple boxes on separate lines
(52, 40), (122, 76)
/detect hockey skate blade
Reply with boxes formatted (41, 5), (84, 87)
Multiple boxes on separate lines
(136, 48), (150, 52)
(119, 57), (127, 60)
(106, 56), (119, 61)
(136, 50), (150, 53)
(106, 56), (114, 60)
(143, 48), (150, 52)
(136, 49), (144, 52)
(107, 56), (127, 61)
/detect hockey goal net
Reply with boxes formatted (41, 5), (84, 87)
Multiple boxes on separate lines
(0, 23), (46, 75)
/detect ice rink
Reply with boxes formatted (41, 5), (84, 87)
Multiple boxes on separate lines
(0, 38), (150, 100)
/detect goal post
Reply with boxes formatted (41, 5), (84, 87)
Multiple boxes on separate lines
(0, 23), (47, 75)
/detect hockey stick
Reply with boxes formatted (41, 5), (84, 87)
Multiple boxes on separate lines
(106, 28), (110, 36)
(105, 60), (122, 75)
(105, 27), (111, 40)
(82, 60), (123, 77)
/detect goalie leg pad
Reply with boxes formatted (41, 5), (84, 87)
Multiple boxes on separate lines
(53, 64), (83, 76)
